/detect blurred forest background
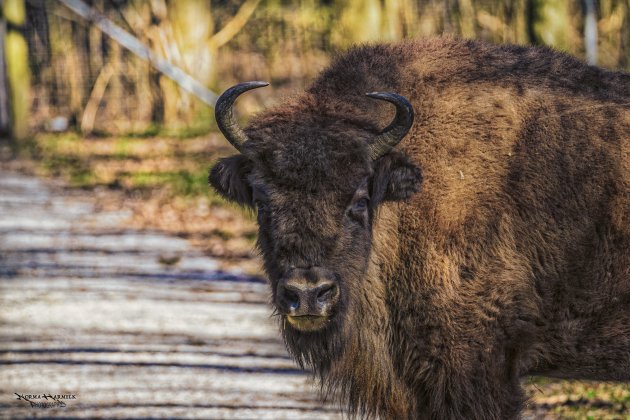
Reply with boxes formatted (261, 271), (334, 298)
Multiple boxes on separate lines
(0, 2), (629, 418)
(2, 0), (630, 137)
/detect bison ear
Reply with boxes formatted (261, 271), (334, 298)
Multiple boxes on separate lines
(209, 155), (253, 207)
(371, 150), (422, 203)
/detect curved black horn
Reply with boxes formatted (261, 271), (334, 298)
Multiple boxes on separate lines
(215, 81), (269, 152)
(365, 92), (414, 160)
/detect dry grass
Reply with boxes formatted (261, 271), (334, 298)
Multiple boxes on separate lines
(11, 133), (259, 270)
(524, 378), (629, 419)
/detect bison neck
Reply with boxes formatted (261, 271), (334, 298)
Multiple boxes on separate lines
(322, 203), (415, 417)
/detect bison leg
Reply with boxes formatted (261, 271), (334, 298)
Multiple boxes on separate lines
(416, 356), (525, 420)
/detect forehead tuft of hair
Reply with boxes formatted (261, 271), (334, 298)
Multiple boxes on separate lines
(243, 97), (375, 192)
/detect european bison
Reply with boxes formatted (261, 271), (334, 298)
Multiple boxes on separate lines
(209, 37), (630, 419)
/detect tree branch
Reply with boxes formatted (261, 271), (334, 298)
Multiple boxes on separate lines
(210, 0), (260, 49)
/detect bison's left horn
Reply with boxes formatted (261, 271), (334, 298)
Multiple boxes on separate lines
(365, 92), (414, 160)
(215, 81), (269, 152)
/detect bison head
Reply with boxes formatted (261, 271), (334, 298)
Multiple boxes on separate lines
(209, 82), (422, 369)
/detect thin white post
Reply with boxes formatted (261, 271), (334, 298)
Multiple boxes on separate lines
(57, 0), (219, 107)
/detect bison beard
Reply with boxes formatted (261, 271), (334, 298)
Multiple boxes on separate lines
(209, 37), (630, 419)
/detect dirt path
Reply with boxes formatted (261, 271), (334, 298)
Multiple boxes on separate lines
(0, 169), (341, 419)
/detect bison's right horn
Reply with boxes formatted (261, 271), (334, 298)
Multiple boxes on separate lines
(365, 92), (414, 160)
(215, 81), (269, 152)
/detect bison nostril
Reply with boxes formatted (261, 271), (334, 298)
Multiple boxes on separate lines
(283, 288), (300, 307)
(317, 283), (336, 301)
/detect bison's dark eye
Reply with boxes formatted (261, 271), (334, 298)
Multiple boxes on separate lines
(353, 198), (369, 212)
(252, 190), (267, 212)
(255, 200), (269, 225)
(255, 199), (268, 212)
(348, 198), (369, 224)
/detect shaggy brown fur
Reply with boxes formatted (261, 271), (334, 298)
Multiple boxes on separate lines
(209, 37), (630, 419)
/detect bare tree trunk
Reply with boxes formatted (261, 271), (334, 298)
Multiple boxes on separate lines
(528, 0), (572, 50)
(513, 0), (529, 45)
(80, 62), (112, 134)
(619, 0), (629, 68)
(583, 0), (598, 65)
(331, 0), (383, 47)
(69, 19), (86, 123)
(457, 0), (476, 38)
(3, 0), (30, 140)
(0, 10), (10, 137)
(88, 0), (103, 80)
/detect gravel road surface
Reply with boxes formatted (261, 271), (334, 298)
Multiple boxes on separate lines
(0, 170), (341, 419)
